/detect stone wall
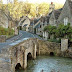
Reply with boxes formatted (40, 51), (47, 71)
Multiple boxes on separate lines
(37, 39), (61, 56)
(61, 39), (68, 51)
(0, 35), (6, 43)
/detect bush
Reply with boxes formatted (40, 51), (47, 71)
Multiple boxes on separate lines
(0, 26), (14, 36)
(44, 23), (72, 39)
(48, 38), (61, 43)
(39, 35), (43, 38)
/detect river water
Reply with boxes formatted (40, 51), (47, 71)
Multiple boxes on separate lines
(16, 56), (72, 72)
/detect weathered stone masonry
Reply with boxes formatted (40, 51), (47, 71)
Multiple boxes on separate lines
(0, 38), (72, 72)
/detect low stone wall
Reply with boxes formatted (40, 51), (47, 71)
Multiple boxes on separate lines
(37, 40), (61, 56)
(0, 35), (6, 43)
(37, 39), (72, 58)
(60, 48), (72, 58)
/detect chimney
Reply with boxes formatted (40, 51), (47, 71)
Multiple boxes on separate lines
(51, 2), (53, 4)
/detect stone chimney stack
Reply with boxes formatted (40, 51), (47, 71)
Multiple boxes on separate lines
(48, 2), (55, 14)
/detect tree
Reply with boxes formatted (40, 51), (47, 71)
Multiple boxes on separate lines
(23, 2), (31, 16)
(38, 3), (49, 16)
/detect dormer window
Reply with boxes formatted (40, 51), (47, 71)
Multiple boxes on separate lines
(64, 17), (68, 25)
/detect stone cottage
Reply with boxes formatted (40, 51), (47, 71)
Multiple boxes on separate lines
(43, 8), (62, 40)
(0, 9), (18, 35)
(18, 16), (30, 31)
(42, 2), (56, 40)
(32, 16), (48, 36)
(49, 8), (62, 26)
(58, 0), (72, 26)
(43, 0), (72, 40)
(33, 18), (41, 35)
(29, 19), (34, 33)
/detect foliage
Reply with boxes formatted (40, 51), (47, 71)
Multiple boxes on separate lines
(38, 3), (49, 16)
(48, 38), (61, 43)
(44, 25), (56, 35)
(56, 23), (72, 38)
(0, 1), (63, 19)
(39, 35), (43, 38)
(44, 23), (72, 40)
(0, 26), (14, 36)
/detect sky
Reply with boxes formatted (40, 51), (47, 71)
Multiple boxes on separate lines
(3, 0), (66, 4)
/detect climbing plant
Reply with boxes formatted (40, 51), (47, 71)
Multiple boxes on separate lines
(44, 23), (72, 40)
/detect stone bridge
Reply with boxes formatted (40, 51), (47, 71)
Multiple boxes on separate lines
(0, 38), (40, 72)
(0, 38), (72, 72)
(10, 38), (39, 72)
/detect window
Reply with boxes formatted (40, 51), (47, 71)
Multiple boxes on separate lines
(40, 25), (41, 28)
(64, 17), (68, 25)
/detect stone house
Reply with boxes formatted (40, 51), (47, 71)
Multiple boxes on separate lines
(49, 8), (62, 26)
(58, 0), (72, 26)
(32, 17), (48, 36)
(40, 16), (48, 31)
(29, 21), (33, 33)
(43, 0), (72, 40)
(33, 19), (41, 35)
(42, 2), (55, 40)
(43, 8), (62, 40)
(42, 12), (53, 40)
(0, 9), (18, 35)
(18, 16), (30, 31)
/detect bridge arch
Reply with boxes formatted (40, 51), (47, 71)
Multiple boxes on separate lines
(27, 52), (33, 60)
(15, 63), (22, 70)
(50, 52), (54, 56)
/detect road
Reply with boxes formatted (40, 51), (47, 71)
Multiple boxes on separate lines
(0, 30), (42, 52)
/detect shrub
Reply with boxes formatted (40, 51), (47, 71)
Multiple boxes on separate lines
(0, 26), (14, 36)
(48, 38), (61, 43)
(44, 23), (72, 39)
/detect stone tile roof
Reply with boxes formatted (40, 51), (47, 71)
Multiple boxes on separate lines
(34, 23), (40, 28)
(46, 12), (52, 23)
(20, 16), (29, 26)
(34, 19), (40, 24)
(54, 8), (63, 20)
(24, 24), (28, 27)
(68, 0), (72, 14)
(30, 22), (33, 26)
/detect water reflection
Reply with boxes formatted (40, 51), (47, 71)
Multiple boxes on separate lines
(16, 56), (72, 72)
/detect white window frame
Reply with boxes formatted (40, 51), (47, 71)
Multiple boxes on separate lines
(64, 17), (68, 25)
